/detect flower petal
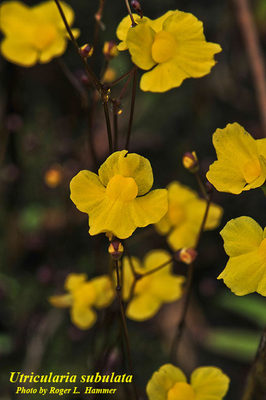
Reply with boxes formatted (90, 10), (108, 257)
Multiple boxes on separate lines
(191, 366), (230, 400)
(150, 276), (185, 302)
(32, 0), (75, 29)
(126, 21), (156, 70)
(1, 37), (38, 66)
(144, 249), (173, 274)
(70, 170), (105, 213)
(0, 1), (32, 36)
(218, 251), (265, 296)
(71, 305), (97, 330)
(64, 273), (87, 292)
(49, 294), (72, 308)
(90, 275), (114, 308)
(98, 150), (154, 196)
(220, 216), (263, 257)
(167, 223), (198, 250)
(130, 189), (168, 227)
(140, 60), (187, 92)
(126, 292), (161, 320)
(162, 10), (206, 41)
(39, 35), (67, 63)
(146, 364), (187, 400)
(207, 123), (264, 193)
(116, 13), (147, 50)
(189, 199), (223, 230)
(149, 10), (176, 33)
(257, 138), (266, 157)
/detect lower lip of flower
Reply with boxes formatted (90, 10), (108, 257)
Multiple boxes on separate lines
(167, 382), (195, 400)
(242, 159), (262, 183)
(106, 174), (138, 201)
(151, 30), (176, 64)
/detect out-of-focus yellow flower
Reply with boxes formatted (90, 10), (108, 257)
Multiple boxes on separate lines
(116, 11), (221, 92)
(70, 150), (168, 239)
(122, 250), (184, 321)
(103, 67), (116, 83)
(207, 123), (266, 194)
(147, 364), (229, 400)
(218, 216), (266, 296)
(0, 0), (79, 67)
(44, 165), (62, 188)
(49, 273), (114, 329)
(155, 181), (223, 251)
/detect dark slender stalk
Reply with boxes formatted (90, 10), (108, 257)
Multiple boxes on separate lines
(103, 101), (113, 153)
(170, 193), (212, 362)
(125, 67), (137, 150)
(195, 171), (209, 201)
(53, 0), (101, 92)
(87, 90), (99, 167)
(109, 68), (135, 87)
(57, 58), (88, 108)
(93, 0), (105, 50)
(141, 258), (174, 277)
(113, 103), (119, 150)
(124, 0), (136, 26)
(242, 327), (266, 400)
(114, 260), (138, 400)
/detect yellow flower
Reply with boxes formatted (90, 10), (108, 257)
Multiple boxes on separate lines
(206, 123), (266, 194)
(146, 364), (230, 400)
(218, 216), (266, 296)
(122, 250), (185, 321)
(49, 273), (114, 330)
(116, 11), (221, 92)
(70, 150), (168, 239)
(155, 181), (223, 251)
(0, 0), (79, 67)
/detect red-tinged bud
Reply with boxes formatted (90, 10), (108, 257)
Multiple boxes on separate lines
(108, 239), (124, 260)
(103, 41), (118, 60)
(80, 43), (94, 58)
(182, 151), (198, 172)
(131, 0), (143, 17)
(176, 248), (198, 265)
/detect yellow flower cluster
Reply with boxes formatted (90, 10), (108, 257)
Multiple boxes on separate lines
(146, 364), (229, 400)
(122, 250), (184, 321)
(155, 181), (223, 250)
(116, 11), (221, 92)
(206, 123), (266, 296)
(70, 150), (168, 239)
(0, 0), (79, 66)
(49, 273), (114, 330)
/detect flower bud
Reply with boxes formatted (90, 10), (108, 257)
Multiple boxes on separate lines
(131, 0), (143, 17)
(103, 41), (118, 60)
(80, 43), (94, 58)
(176, 248), (198, 265)
(182, 151), (198, 172)
(108, 239), (124, 260)
(44, 165), (62, 188)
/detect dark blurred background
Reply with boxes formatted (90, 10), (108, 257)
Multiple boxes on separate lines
(0, 0), (266, 399)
